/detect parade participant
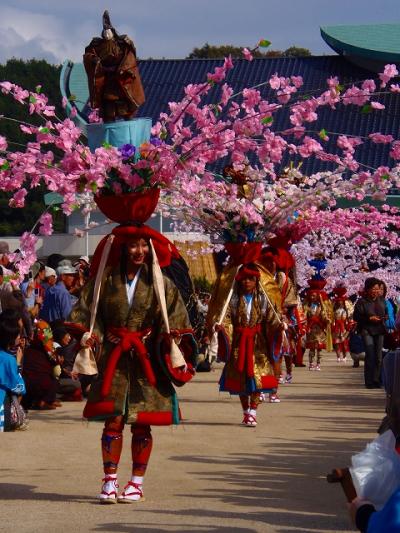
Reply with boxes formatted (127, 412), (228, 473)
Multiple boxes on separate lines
(207, 256), (281, 427)
(70, 226), (196, 503)
(293, 295), (307, 367)
(303, 280), (332, 371)
(331, 286), (354, 363)
(261, 245), (298, 392)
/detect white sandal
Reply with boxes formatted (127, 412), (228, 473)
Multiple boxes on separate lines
(118, 481), (145, 503)
(99, 476), (118, 504)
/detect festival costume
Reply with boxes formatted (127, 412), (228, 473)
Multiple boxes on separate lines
(260, 245), (300, 391)
(79, 22), (195, 497)
(70, 223), (196, 502)
(331, 287), (354, 362)
(207, 250), (281, 425)
(304, 281), (333, 370)
(72, 259), (193, 424)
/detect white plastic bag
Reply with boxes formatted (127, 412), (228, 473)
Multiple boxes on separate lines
(350, 430), (400, 510)
(72, 346), (98, 375)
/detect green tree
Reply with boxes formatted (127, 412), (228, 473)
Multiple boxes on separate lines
(187, 43), (312, 59)
(283, 46), (312, 57)
(0, 58), (67, 235)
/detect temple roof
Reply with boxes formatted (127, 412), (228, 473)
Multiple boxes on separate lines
(321, 24), (400, 62)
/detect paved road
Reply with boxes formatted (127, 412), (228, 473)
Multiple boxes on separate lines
(0, 356), (385, 533)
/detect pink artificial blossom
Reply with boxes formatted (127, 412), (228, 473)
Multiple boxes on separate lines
(38, 212), (53, 235)
(242, 48), (253, 61)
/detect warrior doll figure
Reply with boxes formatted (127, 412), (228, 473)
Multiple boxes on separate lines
(304, 287), (332, 371)
(331, 286), (354, 363)
(83, 11), (145, 122)
(209, 263), (281, 427)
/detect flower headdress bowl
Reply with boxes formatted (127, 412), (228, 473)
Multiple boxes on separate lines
(94, 137), (166, 224)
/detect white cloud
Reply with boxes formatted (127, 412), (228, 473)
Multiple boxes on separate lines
(0, 0), (398, 64)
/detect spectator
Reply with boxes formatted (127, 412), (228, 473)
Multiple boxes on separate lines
(52, 326), (83, 401)
(21, 320), (61, 410)
(42, 266), (57, 294)
(0, 310), (26, 432)
(354, 277), (387, 389)
(40, 261), (78, 323)
(0, 265), (12, 313)
(378, 281), (396, 331)
(20, 261), (45, 316)
(71, 256), (90, 297)
(1, 290), (33, 341)
(0, 241), (13, 278)
(350, 489), (400, 532)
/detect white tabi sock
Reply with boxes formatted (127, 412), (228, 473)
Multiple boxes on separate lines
(131, 475), (143, 485)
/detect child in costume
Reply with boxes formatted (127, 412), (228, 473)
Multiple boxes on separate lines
(303, 281), (332, 371)
(331, 286), (354, 363)
(207, 257), (281, 427)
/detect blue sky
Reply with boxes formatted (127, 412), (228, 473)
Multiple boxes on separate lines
(0, 0), (398, 64)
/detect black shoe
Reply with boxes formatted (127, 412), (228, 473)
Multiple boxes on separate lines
(353, 361), (360, 368)
(295, 363), (306, 367)
(365, 384), (375, 389)
(373, 383), (382, 389)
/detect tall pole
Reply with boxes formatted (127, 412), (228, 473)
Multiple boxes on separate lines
(84, 205), (90, 257)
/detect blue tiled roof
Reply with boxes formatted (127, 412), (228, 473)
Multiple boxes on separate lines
(62, 56), (400, 178)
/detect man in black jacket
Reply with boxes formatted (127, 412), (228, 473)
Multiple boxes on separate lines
(353, 277), (387, 389)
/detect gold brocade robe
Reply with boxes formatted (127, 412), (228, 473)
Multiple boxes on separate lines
(219, 291), (279, 394)
(70, 264), (191, 424)
(207, 265), (281, 394)
(304, 298), (333, 351)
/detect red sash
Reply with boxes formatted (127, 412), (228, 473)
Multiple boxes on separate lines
(101, 327), (154, 399)
(235, 324), (261, 378)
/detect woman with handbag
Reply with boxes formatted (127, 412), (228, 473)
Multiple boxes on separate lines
(70, 231), (196, 504)
(0, 310), (26, 432)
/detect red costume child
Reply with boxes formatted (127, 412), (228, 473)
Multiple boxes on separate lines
(331, 286), (354, 363)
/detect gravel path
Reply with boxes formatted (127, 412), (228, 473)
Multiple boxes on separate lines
(0, 355), (384, 532)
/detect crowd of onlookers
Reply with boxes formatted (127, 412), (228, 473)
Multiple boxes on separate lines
(0, 241), (93, 431)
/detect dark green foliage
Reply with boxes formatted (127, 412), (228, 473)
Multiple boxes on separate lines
(0, 59), (66, 235)
(187, 43), (312, 59)
(283, 46), (312, 57)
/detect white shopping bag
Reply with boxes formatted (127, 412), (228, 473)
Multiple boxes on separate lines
(350, 429), (400, 510)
